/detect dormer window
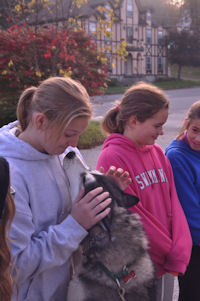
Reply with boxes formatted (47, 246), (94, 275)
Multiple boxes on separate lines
(127, 0), (133, 18)
(89, 22), (97, 36)
(105, 4), (111, 11)
(146, 12), (151, 22)
(105, 4), (111, 18)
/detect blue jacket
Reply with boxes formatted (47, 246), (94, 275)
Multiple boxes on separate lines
(0, 122), (88, 301)
(166, 139), (200, 245)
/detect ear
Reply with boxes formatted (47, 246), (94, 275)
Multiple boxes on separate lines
(34, 113), (49, 131)
(118, 190), (139, 208)
(127, 115), (138, 129)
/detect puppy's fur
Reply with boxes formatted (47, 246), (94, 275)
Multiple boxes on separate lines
(63, 151), (156, 301)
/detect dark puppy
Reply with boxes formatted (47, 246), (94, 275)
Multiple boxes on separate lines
(64, 151), (156, 301)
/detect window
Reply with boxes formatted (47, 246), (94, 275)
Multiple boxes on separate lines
(146, 12), (151, 22)
(157, 56), (163, 73)
(105, 4), (111, 20)
(146, 56), (152, 73)
(105, 26), (112, 41)
(127, 0), (133, 18)
(158, 30), (163, 45)
(89, 22), (97, 36)
(125, 53), (133, 75)
(107, 53), (112, 72)
(146, 28), (152, 44)
(126, 26), (133, 43)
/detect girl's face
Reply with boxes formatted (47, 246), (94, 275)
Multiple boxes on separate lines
(124, 108), (168, 147)
(40, 116), (89, 155)
(186, 119), (200, 151)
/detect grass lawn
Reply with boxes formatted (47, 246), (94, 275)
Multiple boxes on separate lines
(78, 120), (106, 149)
(170, 65), (200, 79)
(104, 77), (200, 95)
(154, 78), (200, 90)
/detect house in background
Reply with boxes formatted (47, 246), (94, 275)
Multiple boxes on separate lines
(83, 0), (168, 83)
(30, 0), (168, 83)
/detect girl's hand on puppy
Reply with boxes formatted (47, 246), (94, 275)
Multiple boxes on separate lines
(71, 187), (111, 230)
(99, 166), (132, 191)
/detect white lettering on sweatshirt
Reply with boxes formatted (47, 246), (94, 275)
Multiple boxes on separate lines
(135, 168), (167, 190)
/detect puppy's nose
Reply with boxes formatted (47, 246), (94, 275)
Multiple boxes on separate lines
(65, 151), (76, 159)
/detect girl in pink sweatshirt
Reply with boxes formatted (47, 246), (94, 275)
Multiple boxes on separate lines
(97, 82), (192, 301)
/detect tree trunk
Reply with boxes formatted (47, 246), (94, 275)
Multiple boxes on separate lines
(177, 64), (182, 79)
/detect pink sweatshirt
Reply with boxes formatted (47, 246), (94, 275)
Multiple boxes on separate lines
(97, 134), (192, 276)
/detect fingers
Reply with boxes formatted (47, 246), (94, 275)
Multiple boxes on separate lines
(87, 191), (110, 208)
(90, 195), (112, 215)
(93, 207), (111, 224)
(71, 187), (112, 230)
(106, 166), (128, 179)
(106, 165), (116, 176)
(78, 187), (104, 204)
(98, 166), (104, 173)
(106, 166), (132, 191)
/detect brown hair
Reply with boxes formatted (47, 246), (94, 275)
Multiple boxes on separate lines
(102, 82), (169, 135)
(17, 77), (92, 133)
(176, 100), (200, 140)
(0, 158), (16, 301)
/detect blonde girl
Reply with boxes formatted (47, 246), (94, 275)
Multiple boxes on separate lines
(0, 77), (129, 301)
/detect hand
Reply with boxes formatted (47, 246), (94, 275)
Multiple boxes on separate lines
(71, 187), (111, 230)
(99, 166), (132, 191)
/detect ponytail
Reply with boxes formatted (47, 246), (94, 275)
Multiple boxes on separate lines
(17, 87), (37, 131)
(102, 105), (124, 135)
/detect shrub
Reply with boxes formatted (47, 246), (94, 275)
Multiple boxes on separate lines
(78, 121), (105, 149)
(0, 24), (108, 125)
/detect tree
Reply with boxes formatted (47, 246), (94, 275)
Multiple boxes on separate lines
(183, 0), (200, 32)
(0, 0), (127, 57)
(0, 24), (108, 125)
(166, 29), (200, 78)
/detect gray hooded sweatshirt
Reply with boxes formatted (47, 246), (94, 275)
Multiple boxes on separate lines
(0, 121), (87, 301)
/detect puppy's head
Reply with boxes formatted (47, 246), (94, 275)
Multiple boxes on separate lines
(63, 151), (139, 257)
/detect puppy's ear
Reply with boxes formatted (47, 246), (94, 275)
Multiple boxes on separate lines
(118, 191), (139, 208)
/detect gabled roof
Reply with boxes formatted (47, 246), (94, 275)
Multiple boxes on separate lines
(28, 0), (107, 25)
(28, 0), (167, 27)
(137, 0), (171, 28)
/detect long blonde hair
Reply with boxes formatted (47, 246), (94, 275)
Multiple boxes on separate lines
(102, 82), (169, 135)
(0, 157), (16, 301)
(17, 77), (93, 133)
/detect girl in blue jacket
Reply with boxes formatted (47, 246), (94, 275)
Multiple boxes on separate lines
(166, 100), (200, 301)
